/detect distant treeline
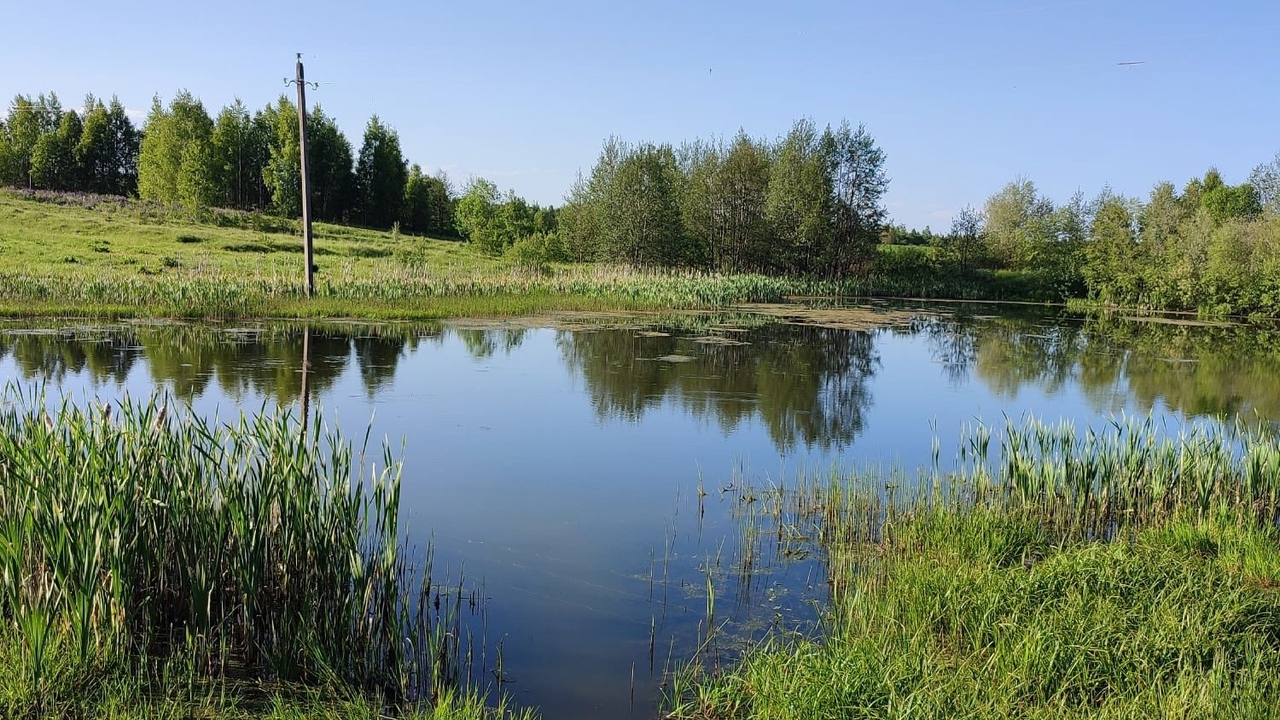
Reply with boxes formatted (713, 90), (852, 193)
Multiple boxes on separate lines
(0, 91), (461, 236)
(925, 161), (1280, 316)
(453, 119), (891, 278)
(555, 121), (889, 277)
(0, 93), (890, 276)
(0, 93), (138, 197)
(4, 90), (1280, 315)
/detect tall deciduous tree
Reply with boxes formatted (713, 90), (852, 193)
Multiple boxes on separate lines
(716, 133), (773, 270)
(766, 119), (833, 274)
(454, 176), (503, 252)
(404, 169), (456, 237)
(77, 96), (140, 196)
(354, 115), (407, 229)
(401, 163), (434, 233)
(1083, 194), (1140, 303)
(210, 99), (266, 209)
(680, 133), (773, 271)
(601, 142), (686, 266)
(137, 91), (218, 207)
(825, 121), (889, 276)
(31, 110), (82, 190)
(307, 107), (356, 222)
(1250, 152), (1280, 216)
(2, 94), (63, 188)
(261, 97), (300, 216)
(983, 177), (1056, 270)
(559, 137), (627, 261)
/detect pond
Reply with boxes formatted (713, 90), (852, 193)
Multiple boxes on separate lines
(3, 301), (1278, 719)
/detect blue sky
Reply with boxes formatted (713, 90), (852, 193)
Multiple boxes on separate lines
(4, 0), (1277, 230)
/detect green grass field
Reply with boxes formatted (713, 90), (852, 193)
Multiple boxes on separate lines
(0, 189), (487, 276)
(0, 190), (814, 320)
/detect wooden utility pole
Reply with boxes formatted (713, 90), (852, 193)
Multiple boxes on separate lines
(293, 54), (316, 297)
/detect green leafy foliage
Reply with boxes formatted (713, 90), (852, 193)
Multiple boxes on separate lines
(563, 119), (890, 276)
(76, 96), (139, 196)
(29, 110), (81, 191)
(454, 176), (553, 255)
(354, 115), (407, 229)
(137, 91), (218, 207)
(0, 94), (64, 188)
(667, 418), (1280, 720)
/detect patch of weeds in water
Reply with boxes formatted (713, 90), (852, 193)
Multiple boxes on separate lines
(689, 335), (750, 346)
(0, 384), (522, 717)
(664, 416), (1280, 720)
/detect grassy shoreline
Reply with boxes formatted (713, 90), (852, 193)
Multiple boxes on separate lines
(666, 418), (1280, 719)
(8, 188), (1280, 324)
(0, 188), (1061, 322)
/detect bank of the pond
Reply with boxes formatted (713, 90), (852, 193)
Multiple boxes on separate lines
(0, 189), (1053, 321)
(0, 267), (1058, 323)
(666, 419), (1280, 719)
(0, 385), (534, 719)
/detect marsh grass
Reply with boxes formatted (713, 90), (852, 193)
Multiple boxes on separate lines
(666, 417), (1280, 719)
(0, 384), (517, 718)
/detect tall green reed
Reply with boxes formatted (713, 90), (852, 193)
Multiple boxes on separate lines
(0, 383), (459, 704)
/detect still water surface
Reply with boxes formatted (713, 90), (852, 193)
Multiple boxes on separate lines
(2, 301), (1277, 718)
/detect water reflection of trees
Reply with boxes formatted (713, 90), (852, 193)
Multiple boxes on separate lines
(917, 312), (1280, 423)
(452, 328), (528, 360)
(0, 324), (439, 404)
(1, 331), (143, 385)
(557, 326), (879, 452)
(7, 313), (1276, 439)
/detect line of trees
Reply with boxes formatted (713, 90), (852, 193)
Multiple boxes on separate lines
(556, 119), (890, 276)
(929, 158), (1280, 315)
(2, 93), (891, 278)
(0, 93), (139, 196)
(0, 91), (456, 236)
(452, 176), (559, 258)
(8, 90), (1280, 317)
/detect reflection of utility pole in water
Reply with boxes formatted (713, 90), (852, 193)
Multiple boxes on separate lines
(285, 54), (318, 297)
(299, 326), (312, 435)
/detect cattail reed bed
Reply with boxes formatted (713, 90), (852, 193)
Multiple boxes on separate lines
(667, 417), (1280, 719)
(0, 384), (515, 718)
